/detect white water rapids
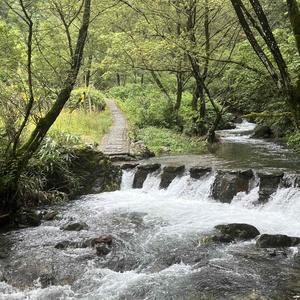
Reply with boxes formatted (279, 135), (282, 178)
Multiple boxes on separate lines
(1, 121), (300, 299)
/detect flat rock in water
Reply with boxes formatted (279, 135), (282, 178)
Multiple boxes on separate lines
(256, 234), (300, 248)
(60, 222), (88, 231)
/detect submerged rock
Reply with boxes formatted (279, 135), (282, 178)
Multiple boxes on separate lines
(60, 221), (88, 231)
(189, 167), (212, 179)
(257, 173), (284, 203)
(256, 234), (300, 248)
(211, 170), (254, 203)
(160, 165), (185, 189)
(215, 223), (260, 241)
(133, 163), (161, 188)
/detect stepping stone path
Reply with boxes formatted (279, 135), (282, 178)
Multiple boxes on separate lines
(100, 99), (130, 156)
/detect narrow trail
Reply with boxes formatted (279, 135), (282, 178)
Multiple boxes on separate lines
(100, 99), (130, 156)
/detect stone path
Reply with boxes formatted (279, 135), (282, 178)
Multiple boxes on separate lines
(100, 99), (130, 156)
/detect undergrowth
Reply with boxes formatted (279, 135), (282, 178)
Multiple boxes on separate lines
(137, 126), (206, 155)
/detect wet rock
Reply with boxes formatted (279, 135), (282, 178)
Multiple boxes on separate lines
(190, 167), (212, 179)
(15, 209), (41, 228)
(258, 172), (284, 203)
(133, 163), (161, 189)
(256, 234), (300, 248)
(159, 165), (185, 189)
(95, 244), (111, 256)
(60, 221), (88, 231)
(55, 241), (71, 250)
(43, 210), (58, 221)
(280, 174), (295, 188)
(295, 176), (300, 188)
(252, 125), (273, 139)
(212, 169), (254, 203)
(40, 274), (56, 288)
(121, 163), (139, 170)
(85, 235), (113, 256)
(89, 235), (113, 247)
(55, 240), (88, 249)
(215, 223), (260, 241)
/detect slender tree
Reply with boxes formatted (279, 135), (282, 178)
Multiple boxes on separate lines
(0, 0), (92, 212)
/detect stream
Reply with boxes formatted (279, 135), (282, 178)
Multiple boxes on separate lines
(0, 122), (300, 299)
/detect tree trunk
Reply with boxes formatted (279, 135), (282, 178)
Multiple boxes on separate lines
(230, 0), (280, 86)
(116, 73), (121, 86)
(175, 73), (183, 112)
(150, 70), (174, 110)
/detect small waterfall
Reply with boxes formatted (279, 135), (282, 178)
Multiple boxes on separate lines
(121, 170), (135, 190)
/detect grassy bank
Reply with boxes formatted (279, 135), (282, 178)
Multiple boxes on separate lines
(137, 127), (206, 155)
(49, 109), (112, 144)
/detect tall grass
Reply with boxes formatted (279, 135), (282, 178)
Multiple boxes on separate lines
(50, 109), (112, 144)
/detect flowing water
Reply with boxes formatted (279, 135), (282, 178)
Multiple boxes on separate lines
(1, 122), (300, 300)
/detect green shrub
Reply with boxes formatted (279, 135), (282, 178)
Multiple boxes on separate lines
(288, 132), (300, 152)
(137, 126), (206, 155)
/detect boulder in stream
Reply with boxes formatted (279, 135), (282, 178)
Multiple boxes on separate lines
(257, 172), (284, 203)
(160, 165), (185, 189)
(256, 234), (300, 248)
(60, 221), (88, 231)
(133, 163), (161, 188)
(211, 170), (254, 203)
(215, 223), (260, 241)
(189, 167), (212, 179)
